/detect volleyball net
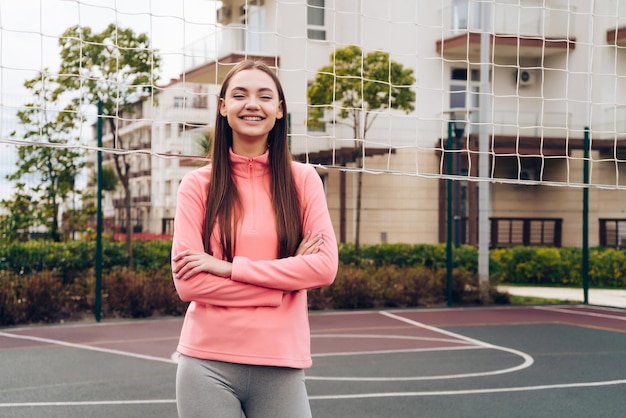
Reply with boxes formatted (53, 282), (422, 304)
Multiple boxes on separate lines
(1, 0), (625, 245)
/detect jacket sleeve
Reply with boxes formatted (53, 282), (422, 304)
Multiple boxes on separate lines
(230, 164), (339, 291)
(171, 170), (283, 307)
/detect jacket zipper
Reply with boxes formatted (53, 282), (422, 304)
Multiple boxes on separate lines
(248, 159), (257, 232)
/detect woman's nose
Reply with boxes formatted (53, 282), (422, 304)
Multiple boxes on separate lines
(245, 98), (259, 109)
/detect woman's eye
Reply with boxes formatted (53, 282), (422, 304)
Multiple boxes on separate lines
(233, 94), (246, 99)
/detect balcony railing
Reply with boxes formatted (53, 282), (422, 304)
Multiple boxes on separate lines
(183, 24), (273, 70)
(441, 0), (575, 38)
(465, 111), (571, 137)
(598, 105), (626, 138)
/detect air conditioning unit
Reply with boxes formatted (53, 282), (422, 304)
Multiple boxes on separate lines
(516, 69), (536, 87)
(520, 168), (538, 181)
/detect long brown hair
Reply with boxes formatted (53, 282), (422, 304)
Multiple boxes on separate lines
(202, 60), (302, 261)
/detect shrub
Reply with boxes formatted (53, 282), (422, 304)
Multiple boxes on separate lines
(23, 271), (68, 323)
(589, 247), (626, 288)
(327, 264), (377, 309)
(489, 246), (626, 288)
(103, 267), (187, 318)
(0, 270), (71, 326)
(0, 270), (26, 326)
(308, 262), (480, 310)
(4, 241), (625, 326)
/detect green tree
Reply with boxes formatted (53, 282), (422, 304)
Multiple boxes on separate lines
(84, 166), (118, 237)
(99, 166), (120, 192)
(194, 129), (213, 158)
(0, 183), (37, 243)
(307, 45), (416, 250)
(56, 23), (161, 266)
(3, 71), (84, 242)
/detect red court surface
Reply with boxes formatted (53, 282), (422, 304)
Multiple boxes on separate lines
(1, 305), (625, 417)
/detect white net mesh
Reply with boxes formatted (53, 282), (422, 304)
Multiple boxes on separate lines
(1, 0), (625, 245)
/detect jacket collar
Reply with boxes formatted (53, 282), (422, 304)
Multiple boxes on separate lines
(229, 148), (270, 178)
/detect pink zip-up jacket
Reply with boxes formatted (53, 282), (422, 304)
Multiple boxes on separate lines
(172, 149), (338, 369)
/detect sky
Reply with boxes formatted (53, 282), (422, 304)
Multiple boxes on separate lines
(0, 0), (220, 201)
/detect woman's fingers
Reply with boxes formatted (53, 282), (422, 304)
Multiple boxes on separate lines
(296, 231), (323, 256)
(173, 251), (201, 280)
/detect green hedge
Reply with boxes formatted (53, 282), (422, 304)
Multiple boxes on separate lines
(0, 240), (181, 326)
(342, 243), (626, 288)
(0, 267), (187, 326)
(2, 241), (625, 326)
(490, 246), (626, 288)
(0, 240), (172, 282)
(307, 263), (481, 310)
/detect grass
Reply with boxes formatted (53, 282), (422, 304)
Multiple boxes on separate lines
(507, 295), (577, 305)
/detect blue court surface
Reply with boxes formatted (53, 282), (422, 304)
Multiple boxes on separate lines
(1, 305), (625, 418)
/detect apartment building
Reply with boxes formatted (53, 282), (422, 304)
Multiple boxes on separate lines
(102, 0), (626, 248)
(98, 81), (216, 236)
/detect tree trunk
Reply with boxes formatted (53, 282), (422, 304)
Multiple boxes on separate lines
(124, 182), (133, 268)
(51, 201), (60, 242)
(339, 163), (347, 243)
(355, 162), (363, 254)
(108, 118), (133, 268)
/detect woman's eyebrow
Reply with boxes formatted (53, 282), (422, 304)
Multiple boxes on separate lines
(230, 86), (275, 94)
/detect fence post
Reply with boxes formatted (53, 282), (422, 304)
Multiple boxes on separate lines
(95, 101), (103, 322)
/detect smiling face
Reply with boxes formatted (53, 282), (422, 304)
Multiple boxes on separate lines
(219, 68), (284, 156)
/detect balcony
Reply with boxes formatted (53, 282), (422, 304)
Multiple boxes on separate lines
(465, 110), (571, 138)
(598, 105), (626, 139)
(606, 7), (626, 48)
(607, 26), (626, 47)
(181, 24), (279, 85)
(436, 0), (576, 61)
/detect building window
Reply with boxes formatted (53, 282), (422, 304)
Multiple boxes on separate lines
(450, 68), (480, 109)
(174, 96), (186, 108)
(490, 218), (563, 248)
(599, 219), (626, 248)
(451, 0), (481, 33)
(307, 0), (326, 40)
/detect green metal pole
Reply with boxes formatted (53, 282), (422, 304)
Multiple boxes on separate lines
(95, 101), (103, 322)
(446, 121), (453, 307)
(454, 129), (461, 248)
(287, 113), (292, 149)
(582, 126), (590, 305)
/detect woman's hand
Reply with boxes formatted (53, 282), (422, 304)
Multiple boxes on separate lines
(282, 231), (323, 295)
(296, 230), (323, 256)
(172, 250), (232, 280)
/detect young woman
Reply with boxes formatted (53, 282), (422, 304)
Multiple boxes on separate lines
(171, 60), (338, 418)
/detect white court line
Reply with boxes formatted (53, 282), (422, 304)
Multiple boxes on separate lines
(2, 379), (625, 407)
(534, 305), (626, 321)
(308, 379), (626, 400)
(1, 317), (183, 333)
(0, 331), (176, 364)
(312, 345), (484, 358)
(0, 399), (176, 408)
(2, 379), (624, 407)
(312, 332), (477, 348)
(305, 311), (534, 382)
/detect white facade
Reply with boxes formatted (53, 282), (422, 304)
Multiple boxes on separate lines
(149, 81), (220, 234)
(101, 0), (626, 247)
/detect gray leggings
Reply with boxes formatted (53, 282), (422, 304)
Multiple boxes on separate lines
(176, 354), (312, 418)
